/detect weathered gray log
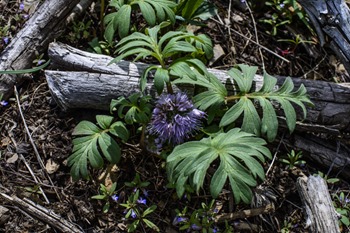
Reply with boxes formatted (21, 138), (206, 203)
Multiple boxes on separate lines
(0, 0), (93, 100)
(296, 175), (340, 233)
(298, 0), (350, 76)
(0, 193), (83, 233)
(46, 42), (350, 135)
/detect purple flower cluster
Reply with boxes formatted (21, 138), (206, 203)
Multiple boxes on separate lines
(148, 92), (205, 148)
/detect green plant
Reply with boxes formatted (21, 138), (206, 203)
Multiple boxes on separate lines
(110, 25), (212, 94)
(104, 0), (176, 42)
(167, 128), (271, 203)
(91, 182), (118, 213)
(280, 150), (306, 169)
(175, 0), (217, 24)
(125, 173), (150, 189)
(278, 34), (315, 52)
(68, 115), (129, 180)
(174, 200), (219, 232)
(332, 192), (350, 230)
(316, 171), (340, 185)
(121, 190), (159, 232)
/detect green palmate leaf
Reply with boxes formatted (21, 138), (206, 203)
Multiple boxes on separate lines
(167, 128), (271, 203)
(68, 115), (128, 180)
(220, 66), (312, 142)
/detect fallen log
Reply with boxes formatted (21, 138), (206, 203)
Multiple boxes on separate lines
(296, 175), (340, 233)
(46, 42), (350, 135)
(0, 0), (93, 100)
(298, 0), (350, 76)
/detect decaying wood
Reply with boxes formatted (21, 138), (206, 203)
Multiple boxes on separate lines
(46, 42), (350, 135)
(0, 0), (93, 100)
(0, 193), (83, 233)
(214, 203), (275, 223)
(298, 0), (350, 75)
(296, 175), (340, 233)
(293, 133), (350, 178)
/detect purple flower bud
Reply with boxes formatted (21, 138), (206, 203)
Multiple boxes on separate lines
(176, 216), (187, 223)
(0, 100), (8, 106)
(111, 194), (119, 202)
(137, 197), (146, 205)
(148, 92), (206, 148)
(131, 209), (137, 218)
(191, 224), (202, 230)
(142, 189), (148, 197)
(37, 60), (44, 66)
(3, 37), (9, 45)
(19, 2), (25, 11)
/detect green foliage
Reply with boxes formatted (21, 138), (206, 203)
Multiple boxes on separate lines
(175, 0), (218, 23)
(125, 173), (150, 189)
(316, 171), (340, 185)
(110, 93), (152, 124)
(91, 182), (118, 213)
(120, 190), (159, 232)
(110, 25), (212, 94)
(104, 0), (176, 42)
(280, 150), (305, 169)
(220, 64), (312, 142)
(68, 115), (129, 180)
(167, 128), (271, 203)
(332, 192), (350, 229)
(174, 200), (219, 232)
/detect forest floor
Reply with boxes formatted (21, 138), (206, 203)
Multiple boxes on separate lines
(0, 0), (350, 232)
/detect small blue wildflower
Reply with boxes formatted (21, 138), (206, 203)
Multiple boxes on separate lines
(0, 100), (8, 106)
(133, 188), (138, 193)
(137, 197), (147, 205)
(19, 2), (25, 11)
(111, 194), (119, 202)
(212, 227), (219, 233)
(148, 92), (205, 148)
(175, 216), (187, 223)
(3, 37), (9, 45)
(191, 224), (202, 230)
(213, 208), (219, 213)
(142, 189), (148, 197)
(279, 3), (285, 8)
(37, 60), (45, 66)
(346, 198), (350, 204)
(23, 14), (29, 19)
(131, 209), (137, 219)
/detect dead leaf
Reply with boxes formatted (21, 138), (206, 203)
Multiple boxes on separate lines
(210, 44), (225, 65)
(0, 137), (11, 147)
(6, 153), (18, 163)
(45, 159), (59, 174)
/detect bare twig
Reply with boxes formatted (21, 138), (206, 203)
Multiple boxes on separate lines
(14, 86), (61, 202)
(210, 18), (290, 63)
(244, 1), (265, 70)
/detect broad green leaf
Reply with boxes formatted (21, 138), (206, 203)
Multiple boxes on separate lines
(117, 5), (131, 38)
(68, 116), (123, 180)
(73, 121), (101, 135)
(96, 115), (114, 129)
(98, 132), (121, 164)
(222, 66), (312, 141)
(167, 128), (270, 202)
(182, 0), (204, 20)
(154, 68), (169, 95)
(110, 121), (129, 141)
(139, 2), (156, 26)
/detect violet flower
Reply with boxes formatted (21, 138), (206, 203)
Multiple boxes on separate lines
(0, 100), (8, 106)
(137, 197), (147, 205)
(3, 37), (9, 45)
(19, 2), (24, 11)
(130, 209), (137, 219)
(148, 92), (205, 148)
(111, 194), (119, 202)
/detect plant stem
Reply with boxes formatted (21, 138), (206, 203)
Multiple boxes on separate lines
(166, 82), (174, 94)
